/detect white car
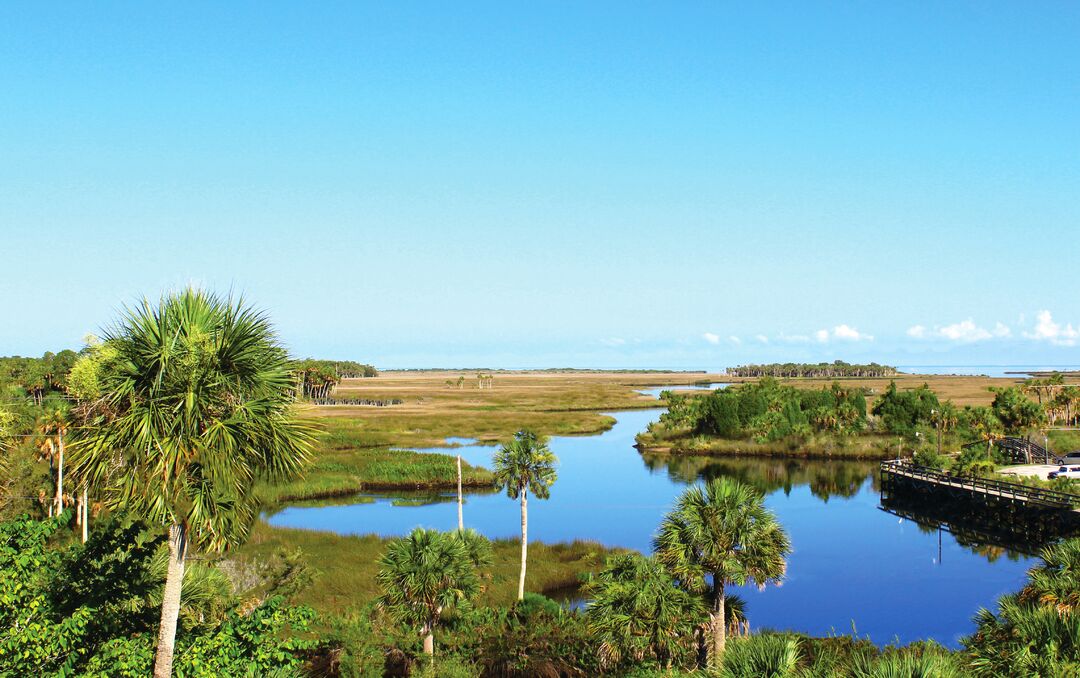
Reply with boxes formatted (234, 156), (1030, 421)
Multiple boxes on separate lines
(1047, 466), (1080, 480)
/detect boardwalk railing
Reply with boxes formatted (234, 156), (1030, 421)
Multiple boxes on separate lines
(880, 459), (1080, 510)
(961, 436), (1054, 464)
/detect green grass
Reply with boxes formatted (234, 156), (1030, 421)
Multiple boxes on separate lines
(254, 445), (494, 504)
(234, 521), (628, 613)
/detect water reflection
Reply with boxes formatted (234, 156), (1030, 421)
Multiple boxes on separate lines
(640, 453), (878, 503)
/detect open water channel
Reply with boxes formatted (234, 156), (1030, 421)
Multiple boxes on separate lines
(268, 396), (1036, 647)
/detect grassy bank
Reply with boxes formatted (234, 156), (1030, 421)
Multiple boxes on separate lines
(253, 445), (495, 504)
(636, 428), (904, 460)
(233, 522), (626, 613)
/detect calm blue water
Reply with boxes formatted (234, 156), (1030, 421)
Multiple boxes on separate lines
(268, 408), (1034, 647)
(635, 382), (731, 398)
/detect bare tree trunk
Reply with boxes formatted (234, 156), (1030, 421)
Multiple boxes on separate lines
(422, 621), (434, 657)
(154, 523), (188, 678)
(456, 454), (464, 531)
(81, 486), (88, 543)
(518, 489), (528, 600)
(55, 433), (65, 516)
(709, 578), (726, 668)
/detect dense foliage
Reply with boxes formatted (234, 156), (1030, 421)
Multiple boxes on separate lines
(663, 379), (868, 441)
(0, 514), (316, 677)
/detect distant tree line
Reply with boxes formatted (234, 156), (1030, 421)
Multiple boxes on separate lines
(725, 361), (898, 378)
(0, 351), (79, 406)
(292, 359), (377, 400)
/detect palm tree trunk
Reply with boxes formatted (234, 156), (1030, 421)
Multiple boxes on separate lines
(154, 523), (188, 678)
(422, 620), (434, 657)
(709, 577), (726, 668)
(518, 489), (528, 600)
(81, 485), (88, 543)
(456, 454), (464, 531)
(55, 433), (64, 516)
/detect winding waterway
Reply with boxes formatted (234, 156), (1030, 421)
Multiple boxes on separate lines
(268, 405), (1036, 647)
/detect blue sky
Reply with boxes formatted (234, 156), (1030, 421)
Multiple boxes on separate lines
(1, 2), (1077, 368)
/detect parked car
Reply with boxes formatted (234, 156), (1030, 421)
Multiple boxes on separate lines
(1052, 450), (1080, 465)
(1047, 466), (1080, 480)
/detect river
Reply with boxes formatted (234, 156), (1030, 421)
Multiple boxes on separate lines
(268, 405), (1035, 647)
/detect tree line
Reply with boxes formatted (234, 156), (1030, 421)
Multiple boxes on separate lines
(725, 361), (898, 378)
(294, 359), (378, 400)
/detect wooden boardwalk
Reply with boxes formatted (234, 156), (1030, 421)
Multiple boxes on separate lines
(880, 459), (1080, 512)
(961, 436), (1055, 465)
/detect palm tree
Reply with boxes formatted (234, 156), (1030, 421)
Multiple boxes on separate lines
(377, 528), (491, 659)
(70, 289), (314, 678)
(654, 477), (791, 668)
(584, 553), (704, 670)
(37, 408), (70, 517)
(456, 451), (464, 531)
(493, 429), (557, 600)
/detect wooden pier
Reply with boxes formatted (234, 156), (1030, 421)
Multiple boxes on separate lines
(880, 459), (1080, 513)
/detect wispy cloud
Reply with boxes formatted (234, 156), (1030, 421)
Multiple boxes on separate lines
(728, 335), (742, 345)
(1024, 310), (1079, 346)
(907, 319), (1012, 343)
(755, 334), (769, 344)
(599, 337), (626, 347)
(702, 332), (721, 345)
(814, 324), (873, 342)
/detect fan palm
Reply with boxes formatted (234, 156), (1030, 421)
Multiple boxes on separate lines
(493, 429), (557, 600)
(70, 288), (314, 678)
(377, 528), (491, 658)
(654, 477), (791, 668)
(584, 553), (704, 669)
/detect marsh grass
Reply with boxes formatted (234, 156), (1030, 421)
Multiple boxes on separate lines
(254, 445), (495, 504)
(236, 522), (626, 613)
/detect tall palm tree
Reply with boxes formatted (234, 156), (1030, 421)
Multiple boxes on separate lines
(377, 528), (490, 659)
(654, 477), (791, 668)
(70, 289), (314, 678)
(37, 408), (70, 517)
(456, 451), (464, 531)
(584, 553), (704, 670)
(493, 429), (557, 600)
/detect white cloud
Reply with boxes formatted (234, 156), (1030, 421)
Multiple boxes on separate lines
(755, 334), (769, 344)
(1024, 310), (1079, 346)
(702, 332), (721, 345)
(939, 319), (992, 342)
(728, 335), (742, 345)
(907, 319), (1011, 343)
(599, 337), (626, 347)
(813, 325), (873, 343)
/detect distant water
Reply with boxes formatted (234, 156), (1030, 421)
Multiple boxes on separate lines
(898, 365), (1080, 378)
